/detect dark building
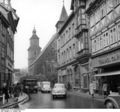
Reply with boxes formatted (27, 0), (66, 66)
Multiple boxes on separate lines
(29, 33), (58, 86)
(0, 1), (19, 89)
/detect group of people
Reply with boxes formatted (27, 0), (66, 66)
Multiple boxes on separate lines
(89, 82), (110, 98)
(2, 82), (23, 104)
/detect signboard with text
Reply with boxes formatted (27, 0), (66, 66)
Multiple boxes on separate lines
(91, 50), (120, 68)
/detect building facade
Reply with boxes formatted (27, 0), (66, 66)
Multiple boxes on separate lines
(28, 33), (58, 86)
(0, 0), (19, 89)
(57, 1), (90, 91)
(86, 0), (120, 94)
(56, 4), (78, 89)
(70, 0), (90, 91)
(28, 27), (41, 70)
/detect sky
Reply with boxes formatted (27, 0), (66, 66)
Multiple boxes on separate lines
(11, 0), (72, 69)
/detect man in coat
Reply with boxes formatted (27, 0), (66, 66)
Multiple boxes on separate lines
(2, 83), (9, 103)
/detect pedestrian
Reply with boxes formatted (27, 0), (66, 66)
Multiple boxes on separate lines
(67, 82), (71, 91)
(89, 82), (94, 98)
(102, 82), (108, 98)
(2, 83), (9, 103)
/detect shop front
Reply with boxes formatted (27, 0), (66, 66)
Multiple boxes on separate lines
(91, 49), (120, 94)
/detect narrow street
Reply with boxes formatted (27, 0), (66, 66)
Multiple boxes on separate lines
(19, 91), (105, 109)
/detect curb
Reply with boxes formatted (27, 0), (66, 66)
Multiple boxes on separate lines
(1, 94), (29, 108)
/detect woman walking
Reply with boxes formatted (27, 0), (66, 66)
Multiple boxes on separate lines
(89, 82), (94, 98)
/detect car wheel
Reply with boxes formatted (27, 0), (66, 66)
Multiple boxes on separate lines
(106, 101), (115, 108)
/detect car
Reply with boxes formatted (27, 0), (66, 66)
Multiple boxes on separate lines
(52, 83), (67, 99)
(104, 92), (120, 108)
(41, 81), (51, 93)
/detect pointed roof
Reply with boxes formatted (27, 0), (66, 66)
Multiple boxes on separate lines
(59, 4), (68, 22)
(31, 27), (39, 39)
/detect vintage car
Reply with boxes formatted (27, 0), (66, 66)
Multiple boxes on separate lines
(52, 83), (67, 99)
(104, 92), (120, 108)
(41, 81), (51, 93)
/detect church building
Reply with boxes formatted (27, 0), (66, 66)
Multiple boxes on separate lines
(28, 27), (41, 75)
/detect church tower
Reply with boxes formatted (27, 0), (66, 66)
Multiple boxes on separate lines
(28, 27), (41, 67)
(56, 2), (68, 32)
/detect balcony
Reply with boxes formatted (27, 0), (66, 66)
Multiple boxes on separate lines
(75, 24), (88, 37)
(75, 48), (90, 64)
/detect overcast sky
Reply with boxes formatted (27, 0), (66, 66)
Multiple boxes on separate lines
(11, 0), (71, 69)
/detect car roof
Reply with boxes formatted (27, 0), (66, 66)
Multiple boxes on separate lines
(54, 83), (65, 85)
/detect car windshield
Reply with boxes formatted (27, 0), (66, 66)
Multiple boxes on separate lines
(43, 84), (50, 87)
(42, 82), (50, 85)
(25, 79), (37, 85)
(54, 84), (65, 88)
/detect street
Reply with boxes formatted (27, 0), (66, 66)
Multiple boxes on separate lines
(18, 91), (105, 109)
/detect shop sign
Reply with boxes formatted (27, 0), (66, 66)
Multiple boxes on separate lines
(92, 50), (120, 67)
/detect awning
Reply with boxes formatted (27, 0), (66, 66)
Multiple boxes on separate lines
(94, 71), (120, 77)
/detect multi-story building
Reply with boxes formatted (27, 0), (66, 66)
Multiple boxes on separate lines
(28, 28), (41, 75)
(0, 0), (19, 89)
(28, 33), (58, 86)
(56, 4), (79, 89)
(86, 0), (120, 94)
(71, 0), (89, 91)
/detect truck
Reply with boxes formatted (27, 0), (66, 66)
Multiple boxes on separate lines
(22, 78), (38, 93)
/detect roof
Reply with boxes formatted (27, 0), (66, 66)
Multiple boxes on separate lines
(29, 33), (58, 67)
(59, 5), (68, 22)
(56, 4), (68, 27)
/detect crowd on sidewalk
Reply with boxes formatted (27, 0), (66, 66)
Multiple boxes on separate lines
(0, 82), (23, 105)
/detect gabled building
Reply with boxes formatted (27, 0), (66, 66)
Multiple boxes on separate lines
(56, 3), (79, 89)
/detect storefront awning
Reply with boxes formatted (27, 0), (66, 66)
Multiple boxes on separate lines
(94, 71), (120, 77)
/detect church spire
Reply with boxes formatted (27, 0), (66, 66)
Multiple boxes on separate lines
(59, 1), (68, 22)
(33, 26), (36, 35)
(55, 1), (68, 31)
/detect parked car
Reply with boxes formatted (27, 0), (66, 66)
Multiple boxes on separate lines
(52, 83), (67, 99)
(104, 92), (120, 108)
(22, 78), (38, 93)
(41, 81), (51, 93)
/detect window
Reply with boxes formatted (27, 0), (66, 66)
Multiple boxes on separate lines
(117, 24), (120, 41)
(73, 44), (75, 57)
(78, 39), (83, 51)
(69, 47), (72, 59)
(113, 0), (120, 7)
(106, 32), (109, 46)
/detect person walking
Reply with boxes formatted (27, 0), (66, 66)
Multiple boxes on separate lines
(89, 82), (94, 98)
(2, 83), (9, 103)
(102, 82), (108, 98)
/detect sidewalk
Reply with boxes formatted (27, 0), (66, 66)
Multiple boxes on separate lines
(68, 90), (105, 102)
(0, 93), (29, 108)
